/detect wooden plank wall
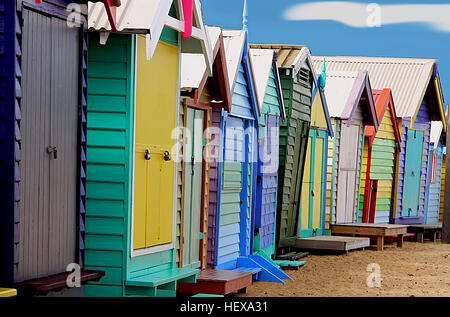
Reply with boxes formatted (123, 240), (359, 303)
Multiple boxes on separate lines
(85, 34), (134, 297)
(358, 107), (396, 224)
(393, 98), (431, 223)
(325, 118), (340, 229)
(176, 103), (185, 267)
(277, 67), (312, 247)
(206, 108), (221, 268)
(425, 144), (443, 223)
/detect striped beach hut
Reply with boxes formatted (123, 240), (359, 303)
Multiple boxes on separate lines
(318, 70), (379, 226)
(358, 89), (402, 224)
(206, 29), (260, 270)
(86, 0), (213, 297)
(312, 56), (447, 225)
(248, 48), (286, 257)
(0, 0), (96, 294)
(178, 26), (232, 270)
(249, 44), (317, 252)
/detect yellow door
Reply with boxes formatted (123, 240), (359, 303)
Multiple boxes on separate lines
(133, 36), (179, 250)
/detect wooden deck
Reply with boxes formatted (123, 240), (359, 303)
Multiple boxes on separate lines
(331, 223), (408, 251)
(407, 223), (442, 243)
(176, 269), (253, 296)
(295, 235), (370, 252)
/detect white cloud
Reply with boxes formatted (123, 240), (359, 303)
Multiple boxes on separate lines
(283, 2), (450, 33)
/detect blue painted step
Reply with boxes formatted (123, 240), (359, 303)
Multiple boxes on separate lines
(235, 256), (292, 284)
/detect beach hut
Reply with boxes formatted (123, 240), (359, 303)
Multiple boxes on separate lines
(207, 29), (260, 270)
(297, 66), (334, 238)
(357, 89), (401, 224)
(312, 56), (447, 225)
(178, 26), (232, 270)
(249, 44), (317, 252)
(424, 122), (445, 224)
(0, 0), (103, 294)
(86, 0), (213, 297)
(248, 48), (286, 256)
(318, 71), (379, 225)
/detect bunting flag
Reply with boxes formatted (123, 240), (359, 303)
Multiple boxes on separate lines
(182, 0), (194, 38)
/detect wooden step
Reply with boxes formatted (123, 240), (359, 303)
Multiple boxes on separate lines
(234, 267), (262, 274)
(296, 235), (370, 251)
(177, 269), (253, 295)
(126, 268), (199, 288)
(274, 251), (309, 261)
(16, 270), (105, 296)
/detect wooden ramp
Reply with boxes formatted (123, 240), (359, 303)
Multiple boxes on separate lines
(331, 223), (408, 251)
(177, 270), (253, 296)
(407, 223), (442, 243)
(295, 235), (370, 252)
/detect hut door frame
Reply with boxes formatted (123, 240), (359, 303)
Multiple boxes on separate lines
(336, 122), (361, 224)
(182, 107), (205, 269)
(299, 129), (326, 237)
(401, 128), (425, 217)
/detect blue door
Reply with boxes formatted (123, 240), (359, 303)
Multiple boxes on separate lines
(402, 129), (424, 217)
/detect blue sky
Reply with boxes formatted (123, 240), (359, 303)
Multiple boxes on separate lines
(203, 0), (450, 107)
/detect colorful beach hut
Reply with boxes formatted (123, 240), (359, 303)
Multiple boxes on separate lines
(312, 56), (447, 225)
(318, 70), (379, 225)
(249, 44), (317, 252)
(178, 26), (232, 270)
(358, 89), (401, 224)
(0, 0), (99, 294)
(86, 0), (214, 297)
(207, 29), (260, 270)
(297, 66), (334, 237)
(248, 48), (286, 256)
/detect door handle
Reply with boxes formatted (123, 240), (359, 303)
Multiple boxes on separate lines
(163, 150), (171, 161)
(47, 146), (57, 159)
(411, 171), (415, 176)
(311, 190), (315, 197)
(144, 149), (151, 161)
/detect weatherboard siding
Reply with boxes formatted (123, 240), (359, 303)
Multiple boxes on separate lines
(207, 108), (221, 268)
(85, 34), (134, 296)
(425, 145), (443, 224)
(277, 67), (312, 247)
(394, 98), (431, 224)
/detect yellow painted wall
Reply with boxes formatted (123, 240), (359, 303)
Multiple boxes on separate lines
(311, 91), (328, 129)
(133, 38), (179, 250)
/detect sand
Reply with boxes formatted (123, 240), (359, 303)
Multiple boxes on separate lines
(234, 241), (450, 297)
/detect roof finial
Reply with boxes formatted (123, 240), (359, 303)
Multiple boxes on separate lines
(243, 0), (248, 32)
(320, 58), (326, 92)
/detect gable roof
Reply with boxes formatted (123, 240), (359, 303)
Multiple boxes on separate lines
(312, 85), (334, 137)
(181, 26), (232, 112)
(311, 56), (446, 132)
(88, 0), (213, 70)
(248, 49), (286, 120)
(250, 44), (318, 84)
(223, 30), (259, 120)
(366, 89), (402, 150)
(322, 70), (378, 129)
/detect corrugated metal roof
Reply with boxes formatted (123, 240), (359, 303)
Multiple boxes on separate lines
(181, 26), (221, 89)
(249, 48), (274, 112)
(321, 71), (360, 117)
(223, 30), (246, 93)
(311, 56), (437, 118)
(249, 44), (305, 69)
(88, 0), (163, 32)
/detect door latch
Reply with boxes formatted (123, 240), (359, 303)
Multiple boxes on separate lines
(47, 146), (57, 159)
(163, 151), (171, 161)
(144, 149), (151, 161)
